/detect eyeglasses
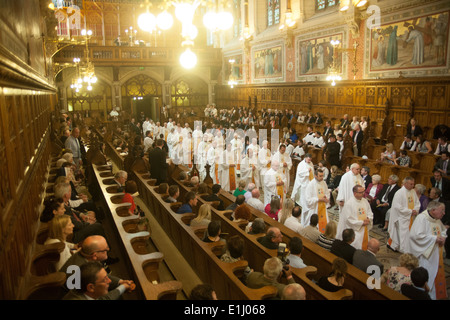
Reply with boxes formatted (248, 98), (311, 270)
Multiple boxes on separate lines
(93, 247), (110, 254)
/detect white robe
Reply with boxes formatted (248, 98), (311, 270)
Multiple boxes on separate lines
(388, 186), (420, 253)
(248, 144), (261, 188)
(409, 211), (447, 300)
(271, 151), (293, 191)
(239, 155), (253, 186)
(290, 159), (314, 208)
(220, 150), (237, 192)
(336, 196), (373, 250)
(206, 146), (217, 183)
(197, 141), (209, 181)
(336, 171), (364, 205)
(263, 168), (286, 206)
(303, 178), (330, 228)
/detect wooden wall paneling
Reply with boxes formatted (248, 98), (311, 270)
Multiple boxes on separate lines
(431, 85), (447, 109)
(376, 86), (388, 106)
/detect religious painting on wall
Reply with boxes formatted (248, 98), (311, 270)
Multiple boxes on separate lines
(365, 9), (449, 77)
(252, 43), (284, 82)
(223, 53), (244, 83)
(297, 33), (343, 76)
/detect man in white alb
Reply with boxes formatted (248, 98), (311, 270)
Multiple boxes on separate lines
(272, 144), (293, 191)
(409, 201), (448, 300)
(291, 153), (314, 209)
(336, 184), (373, 250)
(336, 163), (364, 209)
(303, 169), (330, 232)
(263, 160), (286, 206)
(388, 176), (420, 253)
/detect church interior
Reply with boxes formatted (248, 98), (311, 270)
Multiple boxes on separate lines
(0, 0), (449, 301)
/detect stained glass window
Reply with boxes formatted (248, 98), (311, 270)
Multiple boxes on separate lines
(316, 0), (339, 11)
(267, 0), (280, 27)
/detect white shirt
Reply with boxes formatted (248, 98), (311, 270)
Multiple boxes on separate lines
(284, 216), (303, 234)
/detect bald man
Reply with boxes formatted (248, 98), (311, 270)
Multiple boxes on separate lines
(352, 238), (384, 275)
(282, 283), (306, 300)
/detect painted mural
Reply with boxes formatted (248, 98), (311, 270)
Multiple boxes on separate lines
(253, 45), (283, 79)
(369, 11), (449, 71)
(298, 33), (343, 75)
(224, 54), (244, 81)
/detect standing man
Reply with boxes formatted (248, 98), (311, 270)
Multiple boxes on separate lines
(303, 169), (330, 232)
(388, 176), (420, 253)
(352, 124), (364, 156)
(409, 201), (448, 300)
(291, 153), (314, 209)
(65, 127), (82, 168)
(336, 185), (373, 250)
(336, 163), (364, 210)
(271, 144), (293, 191)
(148, 139), (169, 185)
(263, 160), (286, 206)
(323, 135), (341, 167)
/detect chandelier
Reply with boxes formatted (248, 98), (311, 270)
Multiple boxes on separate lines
(70, 28), (97, 92)
(137, 0), (234, 69)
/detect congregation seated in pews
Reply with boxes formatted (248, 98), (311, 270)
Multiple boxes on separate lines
(62, 104), (450, 301)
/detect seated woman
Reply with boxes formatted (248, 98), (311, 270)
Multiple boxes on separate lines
(220, 235), (252, 280)
(40, 196), (66, 223)
(122, 180), (139, 216)
(44, 215), (79, 270)
(318, 257), (348, 292)
(317, 221), (337, 251)
(364, 174), (383, 204)
(265, 196), (281, 221)
(233, 179), (247, 197)
(359, 116), (368, 131)
(157, 183), (169, 195)
(202, 220), (223, 243)
(412, 135), (432, 153)
(233, 204), (252, 222)
(197, 182), (209, 195)
(190, 203), (212, 227)
(333, 124), (342, 137)
(278, 198), (295, 225)
(394, 150), (411, 167)
(380, 143), (396, 165)
(381, 253), (419, 293)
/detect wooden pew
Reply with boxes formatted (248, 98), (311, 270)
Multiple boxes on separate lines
(167, 164), (407, 300)
(133, 170), (279, 300)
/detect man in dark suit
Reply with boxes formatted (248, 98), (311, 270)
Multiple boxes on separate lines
(430, 170), (450, 201)
(361, 166), (372, 189)
(323, 121), (333, 138)
(148, 139), (168, 185)
(400, 267), (431, 300)
(340, 114), (350, 130)
(257, 227), (283, 250)
(352, 124), (364, 156)
(323, 134), (341, 167)
(352, 238), (384, 274)
(434, 151), (450, 177)
(330, 228), (356, 264)
(204, 184), (225, 210)
(372, 175), (401, 227)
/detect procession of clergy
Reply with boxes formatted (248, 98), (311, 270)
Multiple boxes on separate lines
(140, 116), (447, 300)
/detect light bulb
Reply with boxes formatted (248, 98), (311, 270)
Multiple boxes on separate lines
(87, 85), (92, 91)
(217, 12), (233, 30)
(203, 11), (217, 30)
(179, 48), (197, 69)
(182, 23), (198, 40)
(156, 11), (173, 30)
(138, 12), (156, 32)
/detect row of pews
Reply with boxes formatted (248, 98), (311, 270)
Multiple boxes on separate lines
(95, 124), (408, 300)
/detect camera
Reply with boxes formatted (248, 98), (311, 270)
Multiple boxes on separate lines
(277, 243), (290, 271)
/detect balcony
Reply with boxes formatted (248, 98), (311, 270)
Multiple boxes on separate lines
(52, 45), (223, 68)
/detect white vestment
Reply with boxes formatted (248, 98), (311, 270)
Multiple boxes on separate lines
(248, 144), (261, 188)
(206, 146), (217, 183)
(336, 171), (364, 205)
(263, 168), (286, 206)
(336, 196), (373, 250)
(290, 159), (314, 208)
(220, 150), (237, 192)
(303, 178), (330, 228)
(388, 186), (420, 253)
(409, 211), (447, 300)
(197, 140), (209, 181)
(272, 151), (293, 191)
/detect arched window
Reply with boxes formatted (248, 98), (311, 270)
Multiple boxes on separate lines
(67, 80), (112, 111)
(316, 0), (339, 11)
(267, 0), (280, 27)
(171, 76), (208, 111)
(233, 0), (242, 38)
(121, 74), (162, 98)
